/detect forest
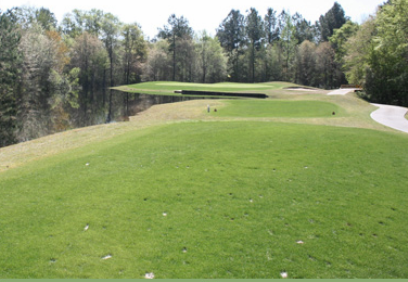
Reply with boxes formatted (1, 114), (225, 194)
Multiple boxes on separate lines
(1, 0), (407, 148)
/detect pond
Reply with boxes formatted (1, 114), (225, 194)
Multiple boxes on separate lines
(92, 91), (215, 125)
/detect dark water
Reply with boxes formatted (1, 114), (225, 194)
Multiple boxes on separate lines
(107, 91), (214, 122)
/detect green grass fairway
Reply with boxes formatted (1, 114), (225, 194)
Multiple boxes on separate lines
(1, 121), (408, 278)
(217, 100), (343, 118)
(115, 81), (297, 96)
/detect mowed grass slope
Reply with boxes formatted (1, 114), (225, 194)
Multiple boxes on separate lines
(115, 81), (298, 96)
(217, 100), (343, 118)
(1, 83), (407, 278)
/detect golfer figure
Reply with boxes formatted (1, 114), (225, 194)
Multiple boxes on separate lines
(207, 104), (210, 113)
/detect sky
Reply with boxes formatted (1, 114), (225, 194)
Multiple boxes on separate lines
(1, 0), (385, 39)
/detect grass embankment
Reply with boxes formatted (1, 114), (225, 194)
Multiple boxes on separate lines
(217, 100), (343, 118)
(1, 82), (407, 278)
(114, 81), (297, 97)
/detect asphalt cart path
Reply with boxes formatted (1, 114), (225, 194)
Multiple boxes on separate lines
(370, 103), (408, 133)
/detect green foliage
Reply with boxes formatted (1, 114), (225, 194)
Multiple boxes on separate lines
(317, 41), (347, 89)
(343, 18), (376, 86)
(296, 40), (317, 86)
(49, 67), (81, 110)
(292, 13), (316, 43)
(216, 10), (245, 54)
(343, 0), (408, 106)
(246, 8), (265, 82)
(35, 8), (57, 31)
(122, 24), (147, 84)
(264, 8), (278, 44)
(196, 32), (228, 83)
(318, 2), (347, 42)
(158, 14), (194, 81)
(0, 9), (22, 147)
(330, 20), (359, 63)
(366, 0), (408, 105)
(142, 41), (170, 81)
(280, 13), (298, 82)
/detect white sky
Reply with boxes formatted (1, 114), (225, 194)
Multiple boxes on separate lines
(1, 0), (385, 39)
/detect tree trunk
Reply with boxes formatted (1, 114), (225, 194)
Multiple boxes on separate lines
(106, 48), (114, 123)
(172, 34), (176, 81)
(252, 42), (256, 83)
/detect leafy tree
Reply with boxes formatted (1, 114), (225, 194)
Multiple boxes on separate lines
(71, 32), (109, 117)
(180, 40), (197, 83)
(82, 9), (104, 35)
(197, 31), (211, 83)
(17, 22), (80, 141)
(61, 9), (104, 38)
(264, 8), (279, 44)
(142, 40), (170, 81)
(329, 20), (359, 63)
(196, 32), (227, 83)
(264, 44), (282, 81)
(123, 23), (146, 84)
(315, 42), (343, 88)
(158, 14), (193, 81)
(365, 0), (408, 105)
(292, 13), (317, 43)
(277, 10), (288, 40)
(216, 9), (245, 54)
(13, 6), (36, 29)
(35, 7), (57, 31)
(206, 37), (228, 82)
(342, 18), (375, 87)
(246, 8), (265, 82)
(0, 9), (22, 147)
(122, 23), (147, 115)
(48, 67), (80, 131)
(296, 40), (317, 86)
(101, 13), (122, 122)
(319, 2), (347, 42)
(228, 48), (248, 82)
(280, 13), (298, 81)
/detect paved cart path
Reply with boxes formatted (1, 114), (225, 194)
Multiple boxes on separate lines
(370, 103), (408, 133)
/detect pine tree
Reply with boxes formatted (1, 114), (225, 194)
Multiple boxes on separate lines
(0, 9), (22, 147)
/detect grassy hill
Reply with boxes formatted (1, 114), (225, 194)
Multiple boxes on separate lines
(114, 81), (299, 96)
(1, 82), (407, 278)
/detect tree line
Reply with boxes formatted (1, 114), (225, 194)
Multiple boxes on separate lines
(1, 0), (407, 148)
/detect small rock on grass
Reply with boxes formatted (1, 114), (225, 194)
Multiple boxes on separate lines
(280, 272), (288, 278)
(145, 272), (155, 279)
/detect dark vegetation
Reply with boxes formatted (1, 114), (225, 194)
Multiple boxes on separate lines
(1, 0), (407, 148)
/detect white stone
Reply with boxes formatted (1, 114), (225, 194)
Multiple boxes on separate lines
(102, 255), (112, 260)
(145, 272), (155, 279)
